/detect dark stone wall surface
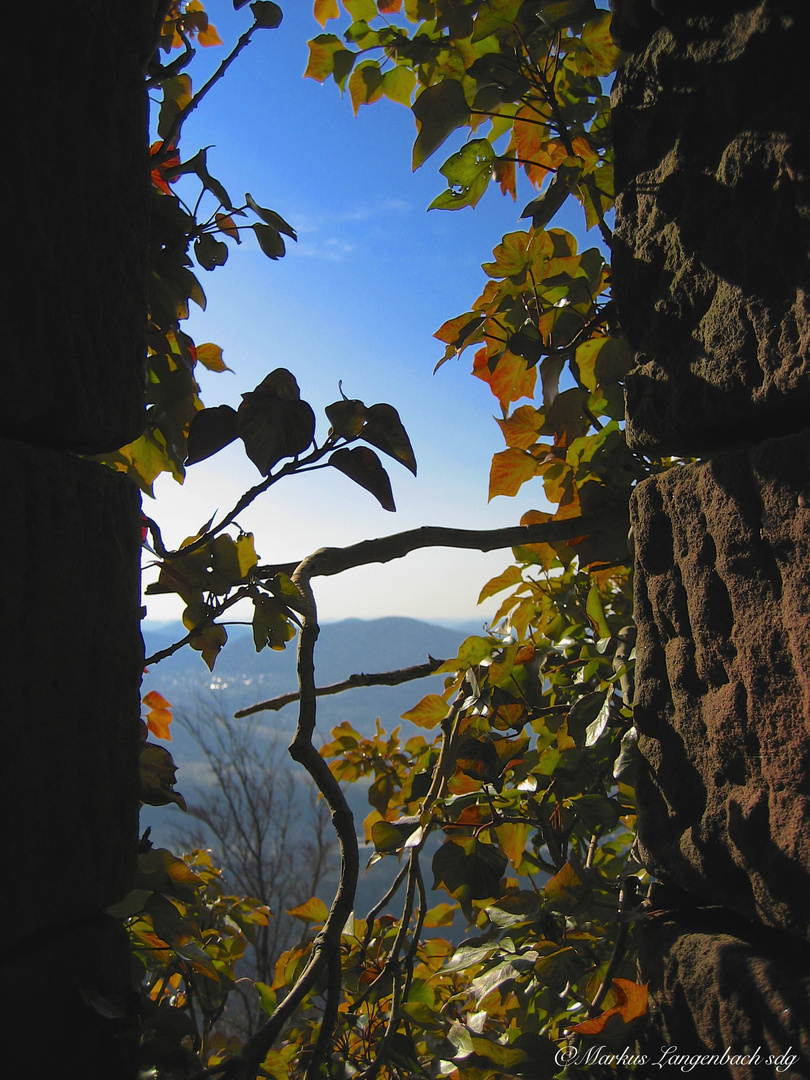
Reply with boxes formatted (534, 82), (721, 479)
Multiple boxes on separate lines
(0, 1), (149, 452)
(612, 0), (810, 1065)
(631, 430), (810, 939)
(637, 909), (810, 1080)
(612, 1), (810, 456)
(0, 3), (149, 1075)
(1, 440), (143, 948)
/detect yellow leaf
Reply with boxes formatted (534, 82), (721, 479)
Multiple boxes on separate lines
(477, 565), (523, 604)
(195, 342), (230, 372)
(401, 694), (449, 729)
(313, 0), (339, 25)
(287, 897), (329, 922)
(488, 448), (538, 500)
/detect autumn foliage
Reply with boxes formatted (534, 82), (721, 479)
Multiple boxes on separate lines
(113, 2), (657, 1077)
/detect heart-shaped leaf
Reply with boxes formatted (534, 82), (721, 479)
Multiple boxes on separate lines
(360, 403), (417, 475)
(186, 405), (239, 465)
(330, 446), (396, 511)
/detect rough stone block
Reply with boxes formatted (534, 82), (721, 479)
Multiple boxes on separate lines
(630, 430), (810, 939)
(1, 441), (143, 947)
(0, 1), (149, 453)
(612, 2), (810, 455)
(637, 908), (810, 1079)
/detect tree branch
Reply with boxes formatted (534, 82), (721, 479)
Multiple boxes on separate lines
(254, 516), (602, 583)
(233, 657), (446, 718)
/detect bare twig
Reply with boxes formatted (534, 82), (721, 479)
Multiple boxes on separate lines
(233, 658), (446, 718)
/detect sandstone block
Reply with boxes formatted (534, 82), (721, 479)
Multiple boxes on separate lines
(637, 907), (810, 1079)
(0, 1), (149, 452)
(630, 430), (810, 939)
(1, 441), (143, 947)
(612, 2), (810, 455)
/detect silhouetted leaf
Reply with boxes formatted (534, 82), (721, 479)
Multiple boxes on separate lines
(186, 405), (239, 465)
(245, 193), (297, 239)
(330, 447), (396, 511)
(361, 403), (417, 475)
(252, 223), (286, 259)
(237, 370), (316, 474)
(250, 1), (283, 28)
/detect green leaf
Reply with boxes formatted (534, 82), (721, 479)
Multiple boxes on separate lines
(330, 446), (396, 511)
(250, 1), (283, 29)
(521, 161), (583, 229)
(371, 818), (418, 853)
(255, 981), (277, 1015)
(382, 65), (416, 106)
(360, 403), (417, 475)
(349, 60), (383, 114)
(429, 139), (495, 211)
(252, 595), (296, 652)
(185, 405), (239, 466)
(432, 837), (507, 901)
(412, 80), (471, 169)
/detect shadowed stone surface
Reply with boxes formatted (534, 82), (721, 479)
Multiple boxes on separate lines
(2, 441), (143, 949)
(0, 0), (149, 453)
(630, 430), (810, 940)
(637, 908), (810, 1079)
(612, 1), (810, 455)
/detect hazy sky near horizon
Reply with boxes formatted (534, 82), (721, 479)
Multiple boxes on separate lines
(143, 1), (595, 626)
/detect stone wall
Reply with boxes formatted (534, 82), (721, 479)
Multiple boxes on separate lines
(0, 3), (150, 1076)
(612, 1), (810, 1073)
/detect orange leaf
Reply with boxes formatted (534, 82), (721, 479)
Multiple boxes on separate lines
(313, 0), (339, 25)
(473, 350), (537, 410)
(143, 690), (173, 741)
(195, 342), (230, 372)
(497, 404), (544, 449)
(568, 979), (648, 1035)
(197, 22), (223, 46)
(488, 448), (538, 500)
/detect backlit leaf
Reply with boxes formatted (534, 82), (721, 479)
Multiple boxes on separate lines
(576, 11), (621, 77)
(194, 342), (230, 373)
(382, 65), (416, 106)
(401, 694), (448, 728)
(429, 139), (495, 211)
(412, 80), (471, 169)
(313, 0), (339, 25)
(349, 60), (383, 114)
(287, 897), (329, 922)
(245, 193), (297, 239)
(488, 448), (538, 500)
(568, 979), (648, 1034)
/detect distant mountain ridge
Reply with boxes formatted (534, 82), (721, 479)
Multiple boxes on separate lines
(140, 617), (474, 848)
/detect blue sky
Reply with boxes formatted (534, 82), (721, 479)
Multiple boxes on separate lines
(144, 1), (592, 626)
